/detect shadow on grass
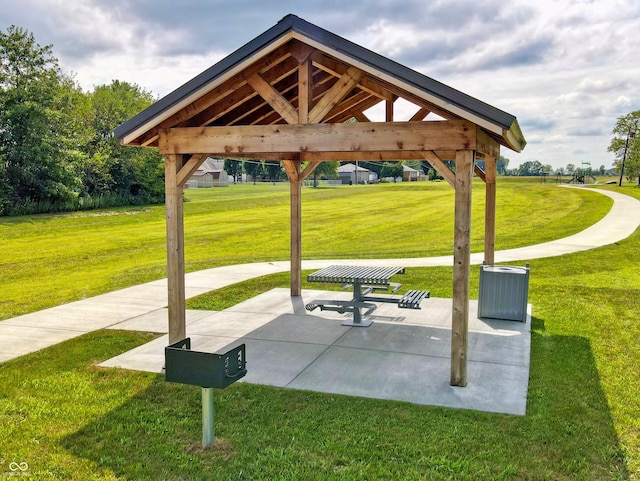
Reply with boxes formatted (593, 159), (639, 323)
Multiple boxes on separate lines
(61, 324), (630, 481)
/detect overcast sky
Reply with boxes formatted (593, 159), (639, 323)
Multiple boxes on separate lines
(3, 0), (639, 170)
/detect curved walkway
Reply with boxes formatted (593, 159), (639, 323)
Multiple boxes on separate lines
(1, 186), (639, 364)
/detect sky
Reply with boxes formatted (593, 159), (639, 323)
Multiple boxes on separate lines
(2, 0), (640, 171)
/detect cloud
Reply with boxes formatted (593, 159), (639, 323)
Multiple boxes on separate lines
(520, 117), (558, 132)
(3, 0), (640, 170)
(567, 128), (607, 137)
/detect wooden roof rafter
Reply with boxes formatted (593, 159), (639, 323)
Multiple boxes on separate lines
(135, 45), (296, 146)
(116, 15), (525, 154)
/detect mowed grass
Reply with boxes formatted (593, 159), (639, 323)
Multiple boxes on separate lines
(0, 180), (609, 319)
(0, 180), (638, 480)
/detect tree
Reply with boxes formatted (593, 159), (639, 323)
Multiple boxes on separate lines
(244, 159), (264, 183)
(608, 110), (640, 185)
(497, 155), (509, 175)
(305, 160), (338, 187)
(566, 163), (576, 175)
(380, 162), (404, 182)
(0, 26), (83, 212)
(516, 160), (544, 176)
(427, 167), (443, 181)
(263, 161), (284, 181)
(224, 158), (243, 183)
(84, 80), (164, 202)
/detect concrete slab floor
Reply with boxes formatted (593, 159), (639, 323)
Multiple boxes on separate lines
(101, 288), (531, 415)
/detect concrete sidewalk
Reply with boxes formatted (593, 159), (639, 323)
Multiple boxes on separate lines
(0, 187), (638, 412)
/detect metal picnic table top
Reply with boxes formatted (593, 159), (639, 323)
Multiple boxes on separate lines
(306, 265), (428, 327)
(306, 265), (406, 286)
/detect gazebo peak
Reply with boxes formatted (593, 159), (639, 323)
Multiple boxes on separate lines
(115, 14), (525, 153)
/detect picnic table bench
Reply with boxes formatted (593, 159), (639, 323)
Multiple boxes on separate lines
(305, 265), (430, 326)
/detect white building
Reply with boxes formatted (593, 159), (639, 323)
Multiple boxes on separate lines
(338, 163), (377, 184)
(185, 158), (229, 188)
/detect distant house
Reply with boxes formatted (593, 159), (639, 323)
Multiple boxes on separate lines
(185, 158), (229, 188)
(338, 163), (378, 184)
(403, 164), (420, 182)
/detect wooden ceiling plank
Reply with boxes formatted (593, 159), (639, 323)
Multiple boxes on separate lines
(184, 56), (300, 128)
(328, 96), (382, 123)
(308, 66), (364, 123)
(381, 82), (457, 121)
(311, 51), (394, 101)
(322, 91), (373, 122)
(135, 45), (294, 146)
(212, 150), (447, 162)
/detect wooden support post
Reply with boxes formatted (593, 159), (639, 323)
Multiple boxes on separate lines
(298, 58), (312, 124)
(165, 154), (186, 343)
(289, 163), (302, 296)
(385, 97), (395, 122)
(451, 149), (474, 387)
(484, 156), (497, 265)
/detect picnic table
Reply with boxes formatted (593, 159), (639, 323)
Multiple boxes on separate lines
(305, 265), (429, 326)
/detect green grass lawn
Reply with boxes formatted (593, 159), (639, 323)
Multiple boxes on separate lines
(0, 180), (610, 319)
(0, 179), (638, 480)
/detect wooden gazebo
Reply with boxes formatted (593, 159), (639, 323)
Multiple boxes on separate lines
(115, 15), (526, 387)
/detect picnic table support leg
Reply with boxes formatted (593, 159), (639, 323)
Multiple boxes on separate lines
(202, 387), (215, 447)
(340, 280), (374, 327)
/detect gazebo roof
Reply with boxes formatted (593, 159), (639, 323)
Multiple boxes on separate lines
(119, 14), (522, 388)
(115, 14), (525, 153)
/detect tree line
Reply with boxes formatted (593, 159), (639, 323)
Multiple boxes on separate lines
(0, 26), (164, 216)
(3, 25), (637, 218)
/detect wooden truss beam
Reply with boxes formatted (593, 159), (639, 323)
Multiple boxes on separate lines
(176, 153), (209, 186)
(308, 66), (364, 123)
(421, 151), (455, 188)
(246, 73), (299, 124)
(410, 107), (431, 122)
(158, 120), (476, 155)
(225, 150), (455, 162)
